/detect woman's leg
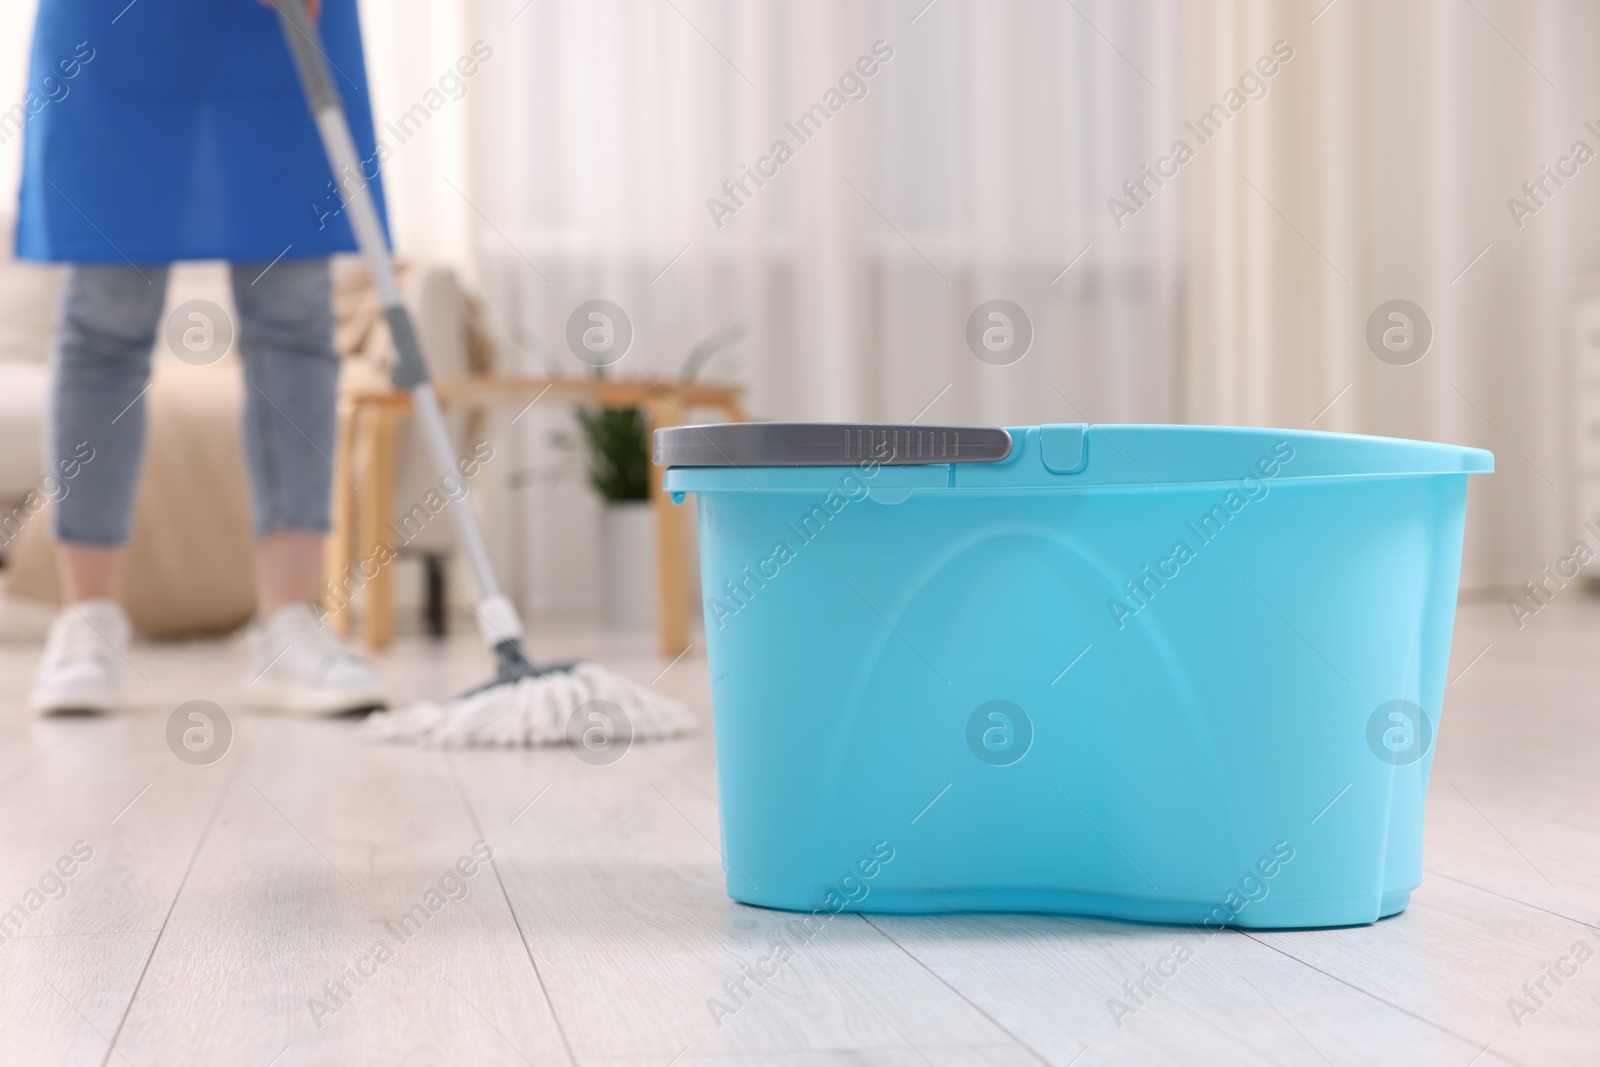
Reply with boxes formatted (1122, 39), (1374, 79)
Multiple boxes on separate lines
(32, 265), (168, 714)
(230, 256), (384, 714)
(50, 264), (170, 595)
(229, 257), (340, 610)
(254, 532), (325, 617)
(57, 543), (124, 601)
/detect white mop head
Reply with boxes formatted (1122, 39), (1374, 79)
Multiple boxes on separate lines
(360, 661), (696, 748)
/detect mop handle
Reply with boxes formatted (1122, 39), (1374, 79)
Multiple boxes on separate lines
(274, 0), (524, 646)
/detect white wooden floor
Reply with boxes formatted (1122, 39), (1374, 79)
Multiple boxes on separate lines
(0, 600), (1595, 1067)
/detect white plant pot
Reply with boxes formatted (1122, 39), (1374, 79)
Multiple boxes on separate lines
(601, 500), (656, 632)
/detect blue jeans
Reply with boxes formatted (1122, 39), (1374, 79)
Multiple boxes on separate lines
(48, 259), (338, 545)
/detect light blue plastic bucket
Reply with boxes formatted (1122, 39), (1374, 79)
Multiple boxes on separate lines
(659, 423), (1493, 929)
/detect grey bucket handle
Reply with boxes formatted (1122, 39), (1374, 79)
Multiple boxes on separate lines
(653, 423), (1014, 467)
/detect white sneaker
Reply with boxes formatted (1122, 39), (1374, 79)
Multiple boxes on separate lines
(30, 599), (131, 715)
(244, 603), (388, 716)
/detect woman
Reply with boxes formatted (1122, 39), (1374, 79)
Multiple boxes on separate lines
(20, 0), (386, 715)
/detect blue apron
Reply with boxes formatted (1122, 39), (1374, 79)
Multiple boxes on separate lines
(15, 0), (388, 264)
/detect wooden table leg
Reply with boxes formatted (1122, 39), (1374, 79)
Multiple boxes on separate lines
(334, 382), (741, 656)
(646, 398), (691, 656)
(323, 397), (360, 637)
(357, 406), (401, 651)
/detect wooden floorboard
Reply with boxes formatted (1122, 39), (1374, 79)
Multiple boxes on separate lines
(0, 603), (1592, 1065)
(110, 718), (573, 1067)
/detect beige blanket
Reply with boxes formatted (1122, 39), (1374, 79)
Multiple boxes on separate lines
(7, 358), (257, 637)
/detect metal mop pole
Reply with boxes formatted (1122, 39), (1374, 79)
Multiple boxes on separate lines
(274, 0), (527, 662)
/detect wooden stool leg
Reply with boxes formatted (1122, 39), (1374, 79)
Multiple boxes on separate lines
(357, 407), (401, 651)
(323, 397), (360, 637)
(646, 399), (691, 656)
(423, 553), (447, 638)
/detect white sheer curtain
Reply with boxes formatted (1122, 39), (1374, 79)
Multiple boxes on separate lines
(437, 0), (1183, 615)
(0, 5), (33, 201)
(357, 0), (1589, 609)
(5, 1), (1576, 608)
(1175, 0), (1596, 589)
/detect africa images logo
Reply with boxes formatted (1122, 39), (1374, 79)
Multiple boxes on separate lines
(1106, 442), (1295, 630)
(1105, 40), (1294, 229)
(705, 41), (895, 229)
